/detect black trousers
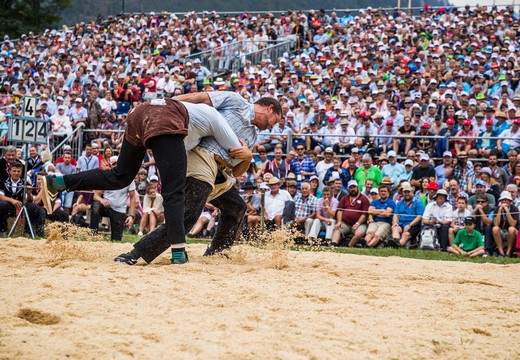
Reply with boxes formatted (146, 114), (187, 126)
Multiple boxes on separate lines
(63, 136), (186, 245)
(0, 201), (44, 236)
(90, 201), (126, 241)
(436, 224), (450, 251)
(134, 178), (247, 263)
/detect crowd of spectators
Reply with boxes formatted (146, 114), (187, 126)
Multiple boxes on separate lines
(2, 5), (520, 256)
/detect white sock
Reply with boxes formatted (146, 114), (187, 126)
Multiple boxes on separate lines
(171, 243), (186, 250)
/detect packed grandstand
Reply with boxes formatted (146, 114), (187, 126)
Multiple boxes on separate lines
(1, 4), (520, 257)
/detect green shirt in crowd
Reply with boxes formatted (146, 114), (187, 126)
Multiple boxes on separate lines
(453, 228), (484, 252)
(354, 165), (382, 191)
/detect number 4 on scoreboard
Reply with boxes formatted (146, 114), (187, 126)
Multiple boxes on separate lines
(23, 96), (37, 118)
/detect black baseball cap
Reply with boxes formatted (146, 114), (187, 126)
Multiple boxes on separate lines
(464, 216), (475, 224)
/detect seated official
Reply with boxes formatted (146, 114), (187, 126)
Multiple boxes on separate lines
(0, 161), (44, 237)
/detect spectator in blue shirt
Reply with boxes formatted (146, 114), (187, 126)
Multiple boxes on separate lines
(382, 150), (405, 189)
(291, 146), (316, 188)
(477, 118), (498, 158)
(366, 186), (396, 247)
(389, 181), (425, 248)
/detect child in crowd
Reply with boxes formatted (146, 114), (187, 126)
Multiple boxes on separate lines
(448, 196), (472, 245)
(448, 217), (485, 257)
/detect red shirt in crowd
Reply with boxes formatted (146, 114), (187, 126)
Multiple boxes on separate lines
(338, 193), (370, 226)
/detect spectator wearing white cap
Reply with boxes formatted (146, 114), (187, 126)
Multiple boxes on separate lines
(490, 191), (519, 257)
(50, 105), (73, 147)
(410, 153), (436, 189)
(315, 147), (334, 191)
(193, 59), (211, 91)
(69, 97), (89, 131)
(382, 150), (405, 188)
(434, 151), (455, 189)
(330, 179), (369, 247)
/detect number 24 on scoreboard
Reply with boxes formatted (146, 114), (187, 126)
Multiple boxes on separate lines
(9, 118), (48, 144)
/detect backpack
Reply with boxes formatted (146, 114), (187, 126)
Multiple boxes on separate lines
(419, 226), (439, 251)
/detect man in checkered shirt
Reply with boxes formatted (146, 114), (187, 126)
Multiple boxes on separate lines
(291, 181), (318, 237)
(291, 146), (317, 188)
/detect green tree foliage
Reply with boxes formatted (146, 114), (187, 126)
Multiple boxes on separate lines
(0, 0), (71, 38)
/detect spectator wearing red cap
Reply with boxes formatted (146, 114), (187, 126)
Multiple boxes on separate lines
(419, 181), (439, 206)
(455, 119), (478, 157)
(436, 117), (459, 158)
(375, 117), (397, 154)
(497, 118), (520, 156)
(354, 112), (377, 145)
(416, 122), (434, 153)
(320, 116), (337, 149)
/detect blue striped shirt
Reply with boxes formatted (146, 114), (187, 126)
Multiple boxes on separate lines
(199, 91), (257, 164)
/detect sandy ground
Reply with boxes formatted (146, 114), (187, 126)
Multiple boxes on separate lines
(1, 236), (520, 360)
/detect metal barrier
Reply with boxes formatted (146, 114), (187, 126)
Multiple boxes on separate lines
(136, 4), (516, 19)
(50, 126), (82, 160)
(231, 40), (292, 74)
(3, 124), (520, 165)
(184, 39), (293, 76)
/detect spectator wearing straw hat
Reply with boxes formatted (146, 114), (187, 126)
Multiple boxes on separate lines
(263, 177), (293, 228)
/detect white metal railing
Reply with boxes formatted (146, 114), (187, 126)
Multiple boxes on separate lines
(184, 40), (290, 75)
(231, 40), (292, 74)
